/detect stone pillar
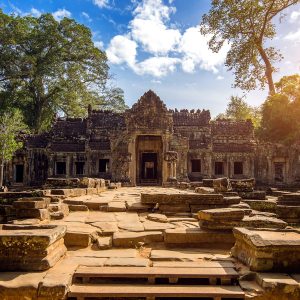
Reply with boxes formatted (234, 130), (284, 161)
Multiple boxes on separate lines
(164, 151), (178, 182)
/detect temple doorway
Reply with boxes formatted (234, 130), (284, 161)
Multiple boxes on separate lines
(136, 135), (162, 185)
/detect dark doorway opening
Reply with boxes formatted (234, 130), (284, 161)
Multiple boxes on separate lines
(274, 162), (284, 182)
(75, 162), (85, 175)
(56, 162), (66, 175)
(215, 161), (224, 175)
(234, 161), (243, 175)
(99, 159), (109, 173)
(141, 152), (157, 180)
(15, 164), (24, 183)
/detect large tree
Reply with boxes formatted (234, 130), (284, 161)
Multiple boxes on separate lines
(216, 95), (261, 128)
(0, 10), (126, 133)
(259, 74), (300, 143)
(201, 0), (300, 95)
(0, 110), (27, 187)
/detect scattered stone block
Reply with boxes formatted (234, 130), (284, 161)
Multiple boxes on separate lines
(159, 204), (190, 213)
(90, 222), (118, 235)
(256, 272), (299, 291)
(232, 228), (300, 272)
(0, 225), (67, 271)
(198, 208), (245, 222)
(213, 177), (231, 193)
(243, 199), (277, 213)
(277, 205), (300, 223)
(195, 186), (215, 194)
(16, 208), (50, 220)
(230, 178), (255, 192)
(68, 204), (89, 211)
(97, 236), (112, 249)
(147, 213), (168, 223)
(143, 220), (175, 232)
(239, 190), (266, 200)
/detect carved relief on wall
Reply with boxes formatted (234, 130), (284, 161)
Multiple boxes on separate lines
(125, 90), (173, 132)
(164, 151), (178, 162)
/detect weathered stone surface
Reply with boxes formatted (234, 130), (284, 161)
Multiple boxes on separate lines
(164, 228), (235, 247)
(232, 228), (300, 272)
(277, 205), (300, 223)
(103, 257), (149, 267)
(113, 231), (163, 247)
(16, 208), (50, 220)
(213, 177), (231, 193)
(141, 192), (224, 205)
(195, 187), (215, 194)
(230, 202), (252, 215)
(96, 236), (112, 249)
(126, 201), (150, 212)
(159, 204), (190, 213)
(68, 204), (89, 211)
(13, 199), (48, 209)
(150, 249), (215, 261)
(147, 213), (168, 223)
(230, 178), (255, 192)
(107, 201), (126, 212)
(243, 199), (277, 213)
(143, 220), (176, 231)
(118, 221), (144, 232)
(90, 222), (118, 235)
(85, 212), (116, 223)
(198, 208), (245, 222)
(239, 190), (266, 200)
(0, 225), (66, 271)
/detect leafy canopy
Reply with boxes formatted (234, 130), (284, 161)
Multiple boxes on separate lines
(259, 74), (300, 144)
(0, 109), (28, 186)
(0, 10), (127, 133)
(217, 95), (261, 129)
(201, 0), (300, 94)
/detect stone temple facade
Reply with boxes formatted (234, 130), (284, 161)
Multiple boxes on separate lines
(4, 90), (300, 187)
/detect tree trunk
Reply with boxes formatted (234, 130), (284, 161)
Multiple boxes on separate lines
(0, 159), (4, 187)
(257, 46), (276, 95)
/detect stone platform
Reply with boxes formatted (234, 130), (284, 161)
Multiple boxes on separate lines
(231, 227), (300, 272)
(0, 225), (67, 271)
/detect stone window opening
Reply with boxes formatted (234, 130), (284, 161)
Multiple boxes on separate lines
(234, 162), (243, 175)
(56, 162), (66, 175)
(75, 162), (85, 175)
(99, 159), (109, 173)
(191, 159), (201, 173)
(215, 161), (224, 175)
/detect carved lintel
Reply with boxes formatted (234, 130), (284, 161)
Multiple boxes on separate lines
(164, 151), (178, 162)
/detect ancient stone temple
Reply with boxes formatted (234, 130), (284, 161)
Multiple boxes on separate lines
(3, 90), (300, 187)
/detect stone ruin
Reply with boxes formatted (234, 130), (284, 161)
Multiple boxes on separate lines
(0, 175), (299, 299)
(0, 91), (300, 299)
(2, 90), (300, 189)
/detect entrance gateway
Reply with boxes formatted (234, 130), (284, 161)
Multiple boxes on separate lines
(136, 135), (162, 185)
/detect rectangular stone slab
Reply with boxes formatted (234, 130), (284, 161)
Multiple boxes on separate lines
(141, 193), (225, 205)
(69, 284), (245, 298)
(198, 208), (245, 221)
(0, 225), (67, 249)
(231, 227), (300, 272)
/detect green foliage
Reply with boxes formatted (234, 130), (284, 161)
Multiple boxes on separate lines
(0, 10), (126, 133)
(201, 0), (300, 94)
(0, 109), (28, 185)
(259, 74), (300, 144)
(216, 95), (261, 128)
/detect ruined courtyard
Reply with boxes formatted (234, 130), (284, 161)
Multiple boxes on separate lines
(0, 177), (300, 300)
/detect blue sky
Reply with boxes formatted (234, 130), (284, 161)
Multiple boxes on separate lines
(1, 0), (300, 116)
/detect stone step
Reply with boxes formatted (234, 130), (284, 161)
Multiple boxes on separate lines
(68, 284), (245, 299)
(164, 228), (235, 248)
(113, 231), (163, 247)
(73, 266), (239, 285)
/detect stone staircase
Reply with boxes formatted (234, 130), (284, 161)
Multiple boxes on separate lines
(68, 264), (245, 300)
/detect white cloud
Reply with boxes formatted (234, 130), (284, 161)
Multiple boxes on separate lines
(30, 8), (42, 17)
(106, 0), (230, 77)
(290, 9), (300, 23)
(52, 9), (71, 21)
(94, 41), (104, 49)
(130, 0), (180, 54)
(135, 56), (180, 77)
(93, 0), (110, 8)
(217, 75), (224, 80)
(179, 26), (230, 74)
(106, 35), (137, 67)
(82, 12), (92, 22)
(285, 29), (300, 42)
